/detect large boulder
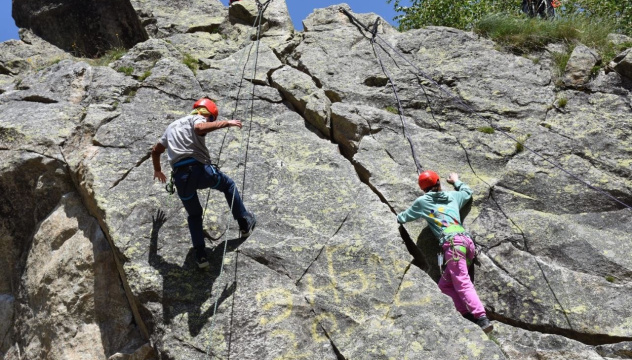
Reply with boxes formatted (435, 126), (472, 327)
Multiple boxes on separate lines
(612, 48), (632, 80)
(0, 30), (68, 77)
(64, 52), (503, 358)
(0, 53), (156, 360)
(271, 65), (331, 135)
(17, 193), (151, 359)
(607, 33), (632, 47)
(288, 1), (632, 349)
(563, 44), (602, 88)
(12, 0), (148, 57)
(229, 0), (293, 37)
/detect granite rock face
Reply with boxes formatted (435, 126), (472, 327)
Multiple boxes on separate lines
(2, 1), (632, 359)
(563, 44), (602, 88)
(12, 0), (148, 57)
(613, 48), (632, 81)
(18, 193), (150, 360)
(129, 0), (226, 38)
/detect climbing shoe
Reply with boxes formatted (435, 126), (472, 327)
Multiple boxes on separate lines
(195, 247), (209, 269)
(476, 316), (493, 333)
(240, 212), (257, 238)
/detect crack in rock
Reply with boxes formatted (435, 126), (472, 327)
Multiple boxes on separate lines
(109, 152), (151, 190)
(491, 311), (632, 346)
(319, 322), (347, 360)
(486, 189), (575, 331)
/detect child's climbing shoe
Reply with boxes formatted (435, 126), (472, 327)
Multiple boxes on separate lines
(476, 316), (493, 333)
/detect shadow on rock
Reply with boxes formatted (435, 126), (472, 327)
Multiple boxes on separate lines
(148, 209), (246, 337)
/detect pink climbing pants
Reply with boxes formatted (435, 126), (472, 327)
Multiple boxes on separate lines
(438, 234), (487, 319)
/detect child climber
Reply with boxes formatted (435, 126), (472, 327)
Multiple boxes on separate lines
(152, 98), (256, 269)
(397, 170), (492, 333)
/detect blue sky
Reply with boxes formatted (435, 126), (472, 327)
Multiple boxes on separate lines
(0, 0), (406, 43)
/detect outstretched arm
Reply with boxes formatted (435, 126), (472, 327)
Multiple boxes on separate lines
(194, 120), (242, 135)
(152, 143), (167, 183)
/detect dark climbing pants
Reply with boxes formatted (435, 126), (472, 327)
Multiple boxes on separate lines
(522, 0), (555, 18)
(174, 162), (248, 249)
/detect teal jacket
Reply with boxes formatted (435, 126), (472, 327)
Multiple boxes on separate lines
(396, 181), (473, 239)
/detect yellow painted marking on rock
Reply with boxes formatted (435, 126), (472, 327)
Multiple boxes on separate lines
(256, 288), (293, 326)
(311, 312), (338, 343)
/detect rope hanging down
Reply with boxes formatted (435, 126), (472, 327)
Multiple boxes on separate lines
(201, 1), (269, 225)
(367, 17), (423, 175)
(340, 8), (632, 211)
(206, 1), (272, 359)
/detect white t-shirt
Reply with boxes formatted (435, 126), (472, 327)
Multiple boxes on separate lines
(159, 115), (212, 167)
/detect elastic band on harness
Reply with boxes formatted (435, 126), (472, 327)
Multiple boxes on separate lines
(439, 224), (469, 246)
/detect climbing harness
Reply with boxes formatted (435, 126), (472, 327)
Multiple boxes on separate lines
(164, 158), (219, 197)
(437, 214), (475, 270)
(440, 237), (472, 270)
(340, 8), (632, 211)
(438, 224), (470, 246)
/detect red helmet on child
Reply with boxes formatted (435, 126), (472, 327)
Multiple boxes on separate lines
(418, 170), (440, 192)
(193, 98), (219, 121)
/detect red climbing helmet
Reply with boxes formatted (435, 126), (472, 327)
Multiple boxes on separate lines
(193, 98), (219, 121)
(418, 170), (440, 192)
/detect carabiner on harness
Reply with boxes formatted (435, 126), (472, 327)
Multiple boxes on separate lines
(166, 172), (176, 195)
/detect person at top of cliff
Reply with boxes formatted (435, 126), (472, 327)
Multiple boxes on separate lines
(152, 97), (256, 269)
(396, 171), (493, 333)
(522, 0), (557, 18)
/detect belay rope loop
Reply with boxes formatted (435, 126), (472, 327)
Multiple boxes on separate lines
(340, 8), (632, 211)
(205, 1), (272, 359)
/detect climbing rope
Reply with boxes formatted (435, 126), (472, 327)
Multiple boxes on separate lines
(202, 0), (272, 222)
(340, 8), (632, 211)
(206, 1), (272, 358)
(241, 0), (271, 201)
(368, 17), (423, 174)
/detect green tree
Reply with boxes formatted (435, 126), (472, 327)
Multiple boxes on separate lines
(561, 0), (631, 34)
(389, 0), (631, 35)
(388, 0), (521, 31)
